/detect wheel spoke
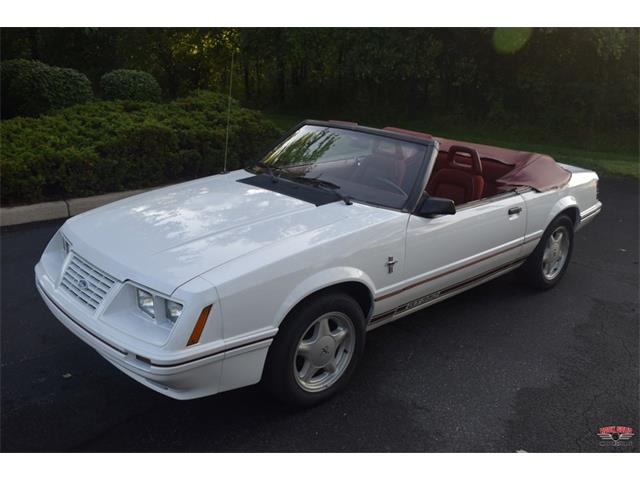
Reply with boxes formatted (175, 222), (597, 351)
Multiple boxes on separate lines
(324, 359), (337, 374)
(318, 317), (332, 337)
(297, 341), (313, 358)
(310, 320), (322, 340)
(331, 327), (348, 347)
(301, 364), (320, 382)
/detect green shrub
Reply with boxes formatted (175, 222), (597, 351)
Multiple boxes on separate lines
(100, 69), (162, 102)
(1, 59), (93, 118)
(0, 91), (282, 205)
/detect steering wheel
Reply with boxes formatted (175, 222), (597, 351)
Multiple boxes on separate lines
(371, 176), (408, 198)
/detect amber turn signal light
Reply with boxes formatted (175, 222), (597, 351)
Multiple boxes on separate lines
(187, 305), (212, 346)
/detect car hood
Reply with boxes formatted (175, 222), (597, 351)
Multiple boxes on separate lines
(63, 170), (348, 294)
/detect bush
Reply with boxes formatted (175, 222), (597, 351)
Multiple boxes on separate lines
(0, 59), (93, 118)
(100, 69), (162, 102)
(0, 91), (282, 205)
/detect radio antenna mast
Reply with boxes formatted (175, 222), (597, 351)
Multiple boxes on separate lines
(223, 50), (235, 173)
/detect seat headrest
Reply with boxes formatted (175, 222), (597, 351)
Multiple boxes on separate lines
(446, 145), (482, 174)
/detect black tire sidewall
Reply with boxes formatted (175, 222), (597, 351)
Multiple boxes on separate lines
(263, 292), (366, 407)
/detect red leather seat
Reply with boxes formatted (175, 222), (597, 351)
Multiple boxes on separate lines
(427, 146), (484, 204)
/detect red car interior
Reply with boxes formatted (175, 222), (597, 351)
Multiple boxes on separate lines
(427, 150), (515, 199)
(426, 145), (485, 204)
(378, 125), (572, 205)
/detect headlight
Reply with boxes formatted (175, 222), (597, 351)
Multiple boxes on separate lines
(165, 300), (183, 323)
(136, 289), (155, 318)
(136, 288), (183, 327)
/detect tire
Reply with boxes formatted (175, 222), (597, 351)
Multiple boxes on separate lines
(518, 214), (574, 290)
(262, 292), (366, 407)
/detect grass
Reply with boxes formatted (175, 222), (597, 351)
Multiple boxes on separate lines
(264, 112), (639, 180)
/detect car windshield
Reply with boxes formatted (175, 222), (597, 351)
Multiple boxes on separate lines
(253, 125), (429, 209)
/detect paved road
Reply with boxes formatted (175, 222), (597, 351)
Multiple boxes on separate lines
(1, 176), (638, 452)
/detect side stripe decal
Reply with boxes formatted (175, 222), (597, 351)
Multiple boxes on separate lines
(370, 255), (529, 324)
(374, 234), (541, 302)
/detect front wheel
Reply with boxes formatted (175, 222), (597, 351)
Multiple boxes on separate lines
(262, 293), (366, 407)
(518, 214), (574, 290)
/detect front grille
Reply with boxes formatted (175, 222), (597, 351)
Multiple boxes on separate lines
(60, 254), (116, 311)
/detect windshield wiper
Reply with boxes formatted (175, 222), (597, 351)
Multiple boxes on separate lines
(253, 161), (281, 183)
(288, 176), (353, 205)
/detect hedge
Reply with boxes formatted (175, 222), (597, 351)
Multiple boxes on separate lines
(0, 91), (282, 205)
(0, 59), (93, 118)
(100, 69), (162, 102)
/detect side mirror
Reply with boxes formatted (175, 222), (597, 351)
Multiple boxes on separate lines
(416, 196), (456, 217)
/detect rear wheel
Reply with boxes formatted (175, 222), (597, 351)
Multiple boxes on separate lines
(519, 214), (574, 290)
(262, 293), (366, 407)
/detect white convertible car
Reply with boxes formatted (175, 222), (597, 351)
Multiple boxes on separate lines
(36, 121), (601, 406)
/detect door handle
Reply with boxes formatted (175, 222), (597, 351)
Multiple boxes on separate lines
(508, 206), (522, 215)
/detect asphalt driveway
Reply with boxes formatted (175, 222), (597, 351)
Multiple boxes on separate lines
(1, 176), (638, 452)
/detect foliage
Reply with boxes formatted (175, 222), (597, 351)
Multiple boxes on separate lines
(0, 91), (281, 205)
(100, 69), (162, 102)
(0, 59), (93, 118)
(1, 28), (636, 143)
(0, 27), (637, 201)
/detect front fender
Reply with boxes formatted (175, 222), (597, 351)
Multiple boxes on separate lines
(273, 267), (375, 327)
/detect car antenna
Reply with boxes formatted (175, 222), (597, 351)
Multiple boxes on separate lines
(222, 50), (235, 174)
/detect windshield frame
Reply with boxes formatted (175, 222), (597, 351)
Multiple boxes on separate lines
(247, 120), (438, 213)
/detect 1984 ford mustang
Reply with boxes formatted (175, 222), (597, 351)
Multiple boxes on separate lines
(36, 121), (601, 406)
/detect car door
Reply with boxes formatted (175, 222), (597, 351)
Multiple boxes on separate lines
(373, 192), (527, 320)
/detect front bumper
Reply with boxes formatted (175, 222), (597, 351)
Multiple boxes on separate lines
(36, 264), (273, 400)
